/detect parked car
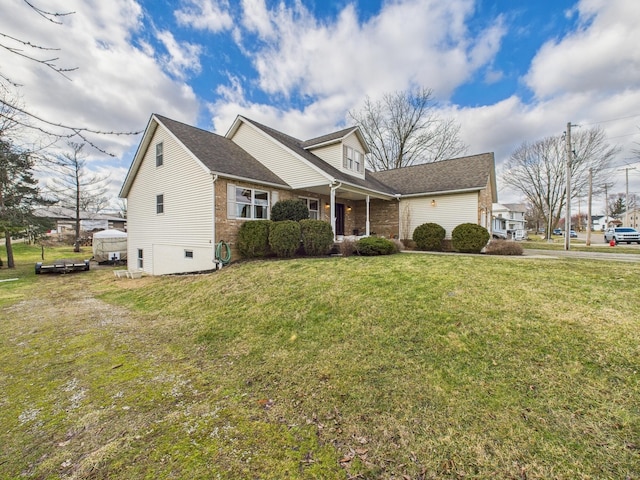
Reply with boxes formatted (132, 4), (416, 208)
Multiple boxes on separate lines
(604, 227), (640, 244)
(569, 230), (578, 238)
(552, 228), (562, 235)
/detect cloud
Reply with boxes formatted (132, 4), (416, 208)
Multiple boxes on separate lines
(240, 0), (274, 39)
(525, 0), (640, 99)
(236, 0), (506, 103)
(156, 30), (203, 79)
(174, 0), (233, 32)
(0, 0), (199, 158)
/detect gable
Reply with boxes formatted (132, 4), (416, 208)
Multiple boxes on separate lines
(228, 120), (330, 189)
(120, 114), (288, 198)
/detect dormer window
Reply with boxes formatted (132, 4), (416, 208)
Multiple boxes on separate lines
(344, 146), (364, 173)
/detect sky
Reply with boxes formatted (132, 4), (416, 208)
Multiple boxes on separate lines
(1, 0), (640, 214)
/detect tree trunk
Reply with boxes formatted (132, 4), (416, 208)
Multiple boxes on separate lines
(5, 231), (15, 268)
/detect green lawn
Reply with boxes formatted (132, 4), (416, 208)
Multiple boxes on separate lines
(1, 244), (639, 479)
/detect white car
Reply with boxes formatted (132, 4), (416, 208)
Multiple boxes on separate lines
(604, 227), (640, 244)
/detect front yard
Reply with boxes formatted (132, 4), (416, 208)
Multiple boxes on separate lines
(1, 244), (638, 478)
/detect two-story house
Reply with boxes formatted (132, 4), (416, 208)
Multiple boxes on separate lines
(120, 114), (497, 275)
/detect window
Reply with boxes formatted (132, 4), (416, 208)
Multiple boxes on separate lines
(185, 250), (193, 259)
(156, 142), (163, 167)
(137, 249), (143, 269)
(156, 194), (164, 214)
(343, 146), (363, 173)
(299, 197), (319, 219)
(235, 187), (269, 219)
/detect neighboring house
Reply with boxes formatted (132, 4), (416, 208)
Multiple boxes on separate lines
(120, 114), (497, 275)
(625, 208), (640, 229)
(491, 203), (527, 239)
(34, 206), (126, 233)
(591, 215), (608, 231)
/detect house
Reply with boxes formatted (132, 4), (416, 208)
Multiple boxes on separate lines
(491, 203), (527, 239)
(120, 114), (497, 275)
(34, 206), (127, 234)
(624, 208), (640, 229)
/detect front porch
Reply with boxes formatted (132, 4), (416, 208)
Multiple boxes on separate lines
(309, 185), (399, 240)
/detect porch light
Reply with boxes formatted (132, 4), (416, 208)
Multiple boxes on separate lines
(431, 199), (437, 207)
(347, 205), (352, 212)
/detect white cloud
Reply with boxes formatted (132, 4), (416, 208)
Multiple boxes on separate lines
(241, 0), (274, 39)
(0, 0), (199, 159)
(525, 0), (640, 99)
(174, 0), (233, 32)
(156, 30), (203, 79)
(237, 0), (506, 102)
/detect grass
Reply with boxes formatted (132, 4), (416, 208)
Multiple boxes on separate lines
(1, 243), (639, 479)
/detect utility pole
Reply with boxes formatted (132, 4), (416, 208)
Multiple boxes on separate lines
(565, 122), (572, 251)
(604, 183), (608, 225)
(587, 168), (592, 246)
(619, 166), (636, 226)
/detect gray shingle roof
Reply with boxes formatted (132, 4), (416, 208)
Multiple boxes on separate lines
(156, 115), (288, 187)
(240, 117), (396, 195)
(301, 126), (357, 148)
(369, 153), (495, 195)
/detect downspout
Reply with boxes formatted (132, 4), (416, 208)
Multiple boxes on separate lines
(394, 194), (401, 240)
(211, 173), (219, 268)
(330, 181), (341, 239)
(365, 195), (370, 236)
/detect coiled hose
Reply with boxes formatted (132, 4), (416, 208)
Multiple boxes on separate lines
(215, 240), (231, 266)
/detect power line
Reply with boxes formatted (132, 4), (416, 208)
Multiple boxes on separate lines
(580, 113), (640, 127)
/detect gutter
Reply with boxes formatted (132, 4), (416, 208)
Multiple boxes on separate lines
(399, 186), (483, 198)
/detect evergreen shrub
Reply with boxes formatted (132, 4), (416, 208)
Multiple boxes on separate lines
(270, 199), (309, 222)
(356, 236), (397, 256)
(412, 222), (446, 251)
(299, 219), (334, 256)
(236, 220), (271, 258)
(451, 223), (490, 253)
(268, 220), (301, 258)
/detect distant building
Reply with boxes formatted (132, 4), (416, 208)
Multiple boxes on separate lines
(492, 203), (527, 239)
(34, 206), (126, 234)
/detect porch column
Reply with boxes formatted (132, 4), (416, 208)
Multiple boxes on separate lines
(330, 184), (337, 238)
(365, 195), (370, 236)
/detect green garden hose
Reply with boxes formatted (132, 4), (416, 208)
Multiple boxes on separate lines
(215, 240), (231, 266)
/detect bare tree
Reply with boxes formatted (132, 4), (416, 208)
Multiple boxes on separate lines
(0, 1), (140, 154)
(502, 127), (618, 240)
(45, 142), (110, 252)
(349, 87), (467, 171)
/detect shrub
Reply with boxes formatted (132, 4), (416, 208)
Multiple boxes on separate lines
(268, 220), (301, 258)
(270, 199), (309, 222)
(412, 222), (446, 251)
(236, 220), (271, 258)
(484, 239), (524, 256)
(356, 236), (397, 256)
(299, 219), (334, 256)
(451, 223), (490, 253)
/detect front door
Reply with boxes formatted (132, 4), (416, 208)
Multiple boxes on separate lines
(335, 203), (345, 236)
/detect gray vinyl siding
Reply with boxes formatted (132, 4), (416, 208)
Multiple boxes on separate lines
(231, 123), (327, 189)
(126, 125), (214, 275)
(400, 192), (478, 239)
